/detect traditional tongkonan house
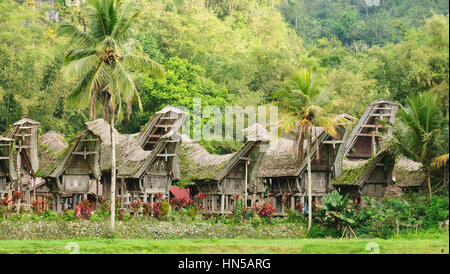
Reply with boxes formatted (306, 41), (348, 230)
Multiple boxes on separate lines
(333, 100), (400, 199)
(257, 116), (351, 216)
(89, 105), (184, 209)
(181, 123), (270, 214)
(39, 129), (101, 212)
(0, 136), (17, 198)
(5, 118), (40, 207)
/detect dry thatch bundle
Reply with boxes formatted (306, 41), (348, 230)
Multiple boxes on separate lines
(393, 157), (425, 187)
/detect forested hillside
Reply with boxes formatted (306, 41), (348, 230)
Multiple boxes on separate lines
(0, 0), (448, 153)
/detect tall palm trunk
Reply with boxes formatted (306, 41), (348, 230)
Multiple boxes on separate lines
(307, 127), (312, 234)
(109, 111), (117, 235)
(426, 171), (432, 198)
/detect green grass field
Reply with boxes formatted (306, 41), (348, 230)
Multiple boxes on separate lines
(0, 233), (448, 254)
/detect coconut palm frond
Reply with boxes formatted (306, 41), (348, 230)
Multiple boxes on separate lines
(432, 154), (449, 169)
(58, 23), (96, 47)
(122, 54), (165, 78)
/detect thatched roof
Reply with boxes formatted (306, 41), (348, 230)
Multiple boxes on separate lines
(38, 131), (69, 177)
(86, 118), (152, 178)
(257, 126), (326, 178)
(180, 123), (270, 183)
(333, 150), (393, 186)
(39, 131), (68, 152)
(393, 158), (425, 187)
(12, 118), (40, 126)
(180, 134), (234, 182)
(242, 123), (270, 142)
(256, 137), (296, 178)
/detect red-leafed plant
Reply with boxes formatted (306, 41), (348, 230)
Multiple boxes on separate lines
(12, 191), (23, 202)
(116, 209), (125, 220)
(193, 193), (206, 212)
(154, 192), (163, 202)
(152, 201), (162, 218)
(74, 200), (92, 219)
(295, 200), (304, 213)
(258, 203), (276, 223)
(142, 202), (152, 216)
(130, 200), (142, 215)
(31, 199), (41, 216)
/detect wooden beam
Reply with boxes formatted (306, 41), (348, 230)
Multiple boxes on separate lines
(79, 139), (100, 142)
(156, 153), (176, 157)
(370, 113), (392, 117)
(155, 124), (173, 129)
(361, 124), (384, 128)
(71, 151), (98, 155)
(357, 133), (380, 137)
(160, 117), (178, 120)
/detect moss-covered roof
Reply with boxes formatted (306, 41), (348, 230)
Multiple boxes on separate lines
(37, 131), (69, 177)
(179, 134), (233, 183)
(332, 151), (391, 186)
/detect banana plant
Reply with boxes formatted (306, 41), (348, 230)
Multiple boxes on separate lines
(317, 190), (357, 238)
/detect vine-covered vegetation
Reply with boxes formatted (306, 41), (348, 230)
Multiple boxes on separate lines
(0, 0), (448, 155)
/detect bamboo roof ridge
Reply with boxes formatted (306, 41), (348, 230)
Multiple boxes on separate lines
(0, 136), (17, 181)
(6, 117), (41, 174)
(137, 105), (184, 150)
(0, 136), (13, 142)
(343, 99), (400, 158)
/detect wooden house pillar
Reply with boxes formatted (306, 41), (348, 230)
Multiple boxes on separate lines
(83, 193), (88, 200)
(56, 194), (62, 213)
(202, 197), (207, 212)
(143, 193), (148, 203)
(212, 195), (217, 213)
(220, 194), (224, 214)
(64, 197), (68, 210)
(290, 196), (295, 210)
(244, 160), (248, 205)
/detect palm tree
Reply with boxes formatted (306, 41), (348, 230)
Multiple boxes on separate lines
(59, 0), (164, 234)
(274, 68), (342, 234)
(389, 92), (448, 198)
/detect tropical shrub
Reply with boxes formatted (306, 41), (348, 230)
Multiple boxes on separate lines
(142, 202), (152, 217)
(74, 200), (92, 220)
(130, 200), (142, 215)
(61, 210), (77, 221)
(231, 196), (246, 223)
(258, 203), (276, 223)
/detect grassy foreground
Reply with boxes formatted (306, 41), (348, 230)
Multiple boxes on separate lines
(0, 233), (448, 254)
